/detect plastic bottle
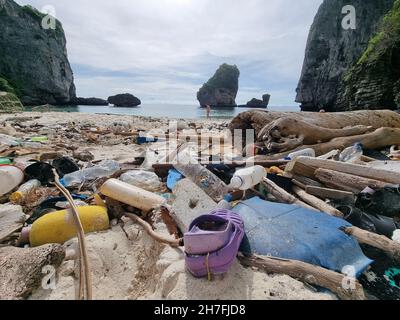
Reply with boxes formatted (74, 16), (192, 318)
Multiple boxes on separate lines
(10, 179), (41, 203)
(339, 143), (363, 163)
(173, 149), (230, 202)
(29, 206), (109, 247)
(0, 134), (19, 146)
(0, 158), (12, 165)
(286, 148), (316, 160)
(100, 179), (166, 212)
(228, 165), (266, 190)
(61, 160), (120, 187)
(0, 165), (24, 196)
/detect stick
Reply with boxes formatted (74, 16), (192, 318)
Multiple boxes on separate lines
(123, 212), (182, 248)
(292, 186), (344, 218)
(261, 178), (317, 211)
(344, 227), (400, 263)
(53, 170), (92, 300)
(305, 186), (355, 202)
(315, 169), (389, 193)
(238, 255), (365, 300)
(286, 157), (400, 184)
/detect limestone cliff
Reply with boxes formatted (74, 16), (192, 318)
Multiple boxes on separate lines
(0, 0), (76, 105)
(296, 0), (394, 111)
(337, 0), (400, 111)
(197, 64), (240, 108)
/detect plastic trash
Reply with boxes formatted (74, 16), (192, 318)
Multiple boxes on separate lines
(232, 197), (373, 277)
(61, 160), (120, 187)
(228, 165), (266, 190)
(0, 158), (12, 165)
(137, 136), (158, 145)
(52, 157), (80, 177)
(339, 143), (363, 163)
(9, 179), (41, 203)
(184, 209), (245, 278)
(100, 178), (166, 212)
(356, 185), (400, 218)
(286, 148), (316, 160)
(29, 206), (109, 247)
(393, 230), (400, 243)
(173, 148), (230, 202)
(24, 162), (55, 185)
(120, 170), (162, 192)
(166, 169), (184, 190)
(0, 165), (24, 197)
(29, 136), (48, 142)
(0, 134), (19, 146)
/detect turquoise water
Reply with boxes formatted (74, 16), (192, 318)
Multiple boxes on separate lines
(27, 104), (299, 119)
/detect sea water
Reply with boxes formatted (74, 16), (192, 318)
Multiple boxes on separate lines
(25, 104), (299, 119)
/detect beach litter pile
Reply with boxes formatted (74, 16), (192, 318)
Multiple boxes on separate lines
(0, 110), (400, 300)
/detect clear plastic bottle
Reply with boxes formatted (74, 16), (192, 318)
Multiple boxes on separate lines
(10, 179), (41, 203)
(286, 148), (316, 160)
(228, 165), (266, 190)
(173, 149), (230, 202)
(61, 160), (120, 187)
(339, 143), (363, 163)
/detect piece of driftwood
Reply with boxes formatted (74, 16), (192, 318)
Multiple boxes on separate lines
(305, 186), (355, 202)
(315, 169), (390, 193)
(229, 110), (400, 138)
(259, 117), (372, 152)
(344, 227), (400, 263)
(285, 157), (400, 184)
(238, 255), (365, 300)
(261, 179), (317, 211)
(124, 212), (182, 248)
(0, 204), (26, 243)
(292, 186), (344, 218)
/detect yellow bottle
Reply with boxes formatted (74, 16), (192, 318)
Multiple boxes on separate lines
(30, 206), (109, 247)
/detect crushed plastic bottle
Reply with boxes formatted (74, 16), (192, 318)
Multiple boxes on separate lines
(228, 165), (266, 190)
(61, 160), (120, 187)
(173, 148), (230, 202)
(0, 134), (19, 146)
(10, 179), (41, 203)
(286, 148), (316, 160)
(339, 143), (363, 163)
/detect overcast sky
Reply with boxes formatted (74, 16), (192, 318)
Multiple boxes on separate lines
(16, 0), (323, 106)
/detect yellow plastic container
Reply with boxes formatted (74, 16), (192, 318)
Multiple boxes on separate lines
(30, 206), (109, 247)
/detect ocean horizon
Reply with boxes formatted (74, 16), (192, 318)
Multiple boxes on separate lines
(26, 103), (299, 119)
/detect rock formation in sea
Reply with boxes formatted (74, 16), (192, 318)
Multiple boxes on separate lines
(244, 94), (271, 108)
(336, 0), (400, 111)
(108, 93), (141, 107)
(296, 0), (395, 111)
(197, 63), (240, 108)
(71, 97), (109, 106)
(0, 0), (76, 105)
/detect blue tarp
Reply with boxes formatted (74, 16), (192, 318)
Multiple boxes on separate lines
(232, 197), (373, 277)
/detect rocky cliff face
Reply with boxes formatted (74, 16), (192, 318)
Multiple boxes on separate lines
(197, 64), (240, 107)
(337, 0), (400, 111)
(0, 0), (76, 105)
(296, 0), (394, 111)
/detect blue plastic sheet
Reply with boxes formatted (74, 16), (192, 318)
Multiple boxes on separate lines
(232, 197), (373, 277)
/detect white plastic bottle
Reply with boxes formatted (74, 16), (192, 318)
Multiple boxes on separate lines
(10, 179), (41, 203)
(228, 165), (266, 190)
(339, 143), (363, 163)
(287, 148), (316, 160)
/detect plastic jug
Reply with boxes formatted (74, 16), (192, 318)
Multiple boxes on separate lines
(100, 179), (166, 212)
(29, 206), (109, 247)
(339, 143), (363, 163)
(0, 165), (24, 196)
(10, 179), (41, 203)
(228, 165), (266, 190)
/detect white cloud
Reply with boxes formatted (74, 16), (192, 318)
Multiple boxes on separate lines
(16, 0), (323, 105)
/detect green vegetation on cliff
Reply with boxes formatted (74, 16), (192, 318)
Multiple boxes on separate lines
(358, 0), (400, 64)
(0, 92), (24, 113)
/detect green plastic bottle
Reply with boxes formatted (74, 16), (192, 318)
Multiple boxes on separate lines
(0, 158), (12, 165)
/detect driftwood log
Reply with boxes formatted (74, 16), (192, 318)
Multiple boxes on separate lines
(229, 110), (400, 153)
(238, 255), (366, 300)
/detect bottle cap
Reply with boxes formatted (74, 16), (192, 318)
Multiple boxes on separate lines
(9, 191), (23, 203)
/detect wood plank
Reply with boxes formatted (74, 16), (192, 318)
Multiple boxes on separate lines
(305, 186), (355, 202)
